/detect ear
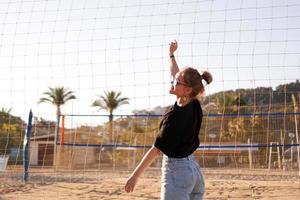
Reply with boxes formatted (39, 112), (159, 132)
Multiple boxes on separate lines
(184, 87), (193, 96)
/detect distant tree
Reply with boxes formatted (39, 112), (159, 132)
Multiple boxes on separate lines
(232, 96), (247, 106)
(38, 87), (76, 117)
(32, 117), (57, 137)
(207, 80), (300, 107)
(0, 107), (12, 114)
(92, 91), (129, 142)
(232, 96), (248, 113)
(214, 93), (236, 113)
(0, 110), (25, 157)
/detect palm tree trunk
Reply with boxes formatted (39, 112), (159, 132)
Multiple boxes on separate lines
(109, 113), (113, 143)
(56, 106), (61, 117)
(54, 106), (61, 169)
(108, 113), (115, 169)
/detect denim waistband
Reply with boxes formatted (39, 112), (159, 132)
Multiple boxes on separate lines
(163, 154), (195, 161)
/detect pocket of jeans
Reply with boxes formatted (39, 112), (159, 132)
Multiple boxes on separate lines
(171, 165), (193, 189)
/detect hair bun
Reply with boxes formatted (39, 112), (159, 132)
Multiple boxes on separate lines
(201, 71), (213, 85)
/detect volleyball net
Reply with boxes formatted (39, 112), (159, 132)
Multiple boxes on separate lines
(44, 109), (298, 171)
(0, 0), (300, 181)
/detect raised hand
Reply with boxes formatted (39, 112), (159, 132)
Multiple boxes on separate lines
(169, 40), (178, 55)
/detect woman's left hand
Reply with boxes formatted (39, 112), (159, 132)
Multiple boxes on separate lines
(169, 40), (178, 55)
(124, 175), (138, 193)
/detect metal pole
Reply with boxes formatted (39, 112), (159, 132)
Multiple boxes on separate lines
(23, 110), (33, 182)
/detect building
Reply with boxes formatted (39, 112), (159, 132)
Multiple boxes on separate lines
(29, 134), (55, 166)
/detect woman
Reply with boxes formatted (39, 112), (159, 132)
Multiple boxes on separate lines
(124, 40), (212, 200)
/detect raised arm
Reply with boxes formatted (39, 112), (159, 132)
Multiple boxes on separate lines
(169, 40), (179, 78)
(124, 146), (161, 193)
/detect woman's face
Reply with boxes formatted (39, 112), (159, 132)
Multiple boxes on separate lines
(169, 73), (191, 97)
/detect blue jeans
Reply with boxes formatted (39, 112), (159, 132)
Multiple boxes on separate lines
(161, 155), (205, 200)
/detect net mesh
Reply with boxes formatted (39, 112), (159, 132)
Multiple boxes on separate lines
(0, 0), (299, 199)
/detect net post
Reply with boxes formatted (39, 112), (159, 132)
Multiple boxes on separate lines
(23, 110), (33, 182)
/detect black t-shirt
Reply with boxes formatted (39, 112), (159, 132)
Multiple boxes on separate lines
(154, 99), (202, 158)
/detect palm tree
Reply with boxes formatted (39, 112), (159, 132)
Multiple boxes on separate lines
(38, 87), (76, 169)
(38, 87), (76, 117)
(92, 90), (129, 142)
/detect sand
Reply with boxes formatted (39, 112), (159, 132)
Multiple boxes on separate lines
(0, 169), (299, 200)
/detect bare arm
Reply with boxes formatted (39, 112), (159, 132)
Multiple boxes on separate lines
(169, 40), (179, 78)
(124, 146), (161, 193)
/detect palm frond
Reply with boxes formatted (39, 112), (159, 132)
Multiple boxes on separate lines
(38, 97), (53, 104)
(39, 86), (76, 107)
(92, 90), (129, 114)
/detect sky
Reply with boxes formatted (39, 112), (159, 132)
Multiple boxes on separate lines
(0, 0), (300, 124)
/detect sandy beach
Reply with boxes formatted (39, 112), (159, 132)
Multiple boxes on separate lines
(0, 168), (299, 200)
